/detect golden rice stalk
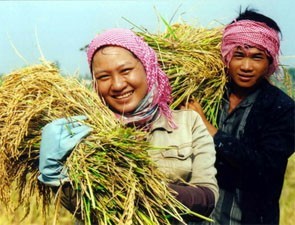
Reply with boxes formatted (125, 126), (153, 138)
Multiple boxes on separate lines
(137, 23), (293, 125)
(137, 23), (227, 126)
(0, 62), (211, 225)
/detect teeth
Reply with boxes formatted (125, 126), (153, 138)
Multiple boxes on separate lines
(115, 91), (132, 99)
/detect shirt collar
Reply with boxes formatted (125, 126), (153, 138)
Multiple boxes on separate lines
(150, 113), (173, 133)
(225, 83), (261, 107)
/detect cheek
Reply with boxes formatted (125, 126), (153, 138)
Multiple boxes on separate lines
(228, 60), (238, 70)
(130, 70), (148, 89)
(137, 78), (148, 95)
(96, 83), (108, 98)
(142, 81), (149, 94)
(227, 64), (237, 76)
(261, 62), (270, 74)
(139, 70), (148, 87)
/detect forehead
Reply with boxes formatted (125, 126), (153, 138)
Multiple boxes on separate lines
(94, 46), (135, 58)
(234, 46), (267, 55)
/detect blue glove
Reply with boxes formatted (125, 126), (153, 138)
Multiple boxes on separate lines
(38, 115), (92, 186)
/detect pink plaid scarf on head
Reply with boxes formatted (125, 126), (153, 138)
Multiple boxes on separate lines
(221, 20), (280, 76)
(87, 28), (176, 129)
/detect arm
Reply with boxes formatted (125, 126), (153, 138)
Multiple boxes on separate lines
(169, 183), (215, 217)
(38, 116), (92, 220)
(181, 101), (217, 136)
(185, 96), (294, 176)
(169, 111), (218, 218)
(214, 103), (295, 172)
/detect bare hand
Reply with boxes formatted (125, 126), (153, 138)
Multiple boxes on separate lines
(181, 100), (217, 136)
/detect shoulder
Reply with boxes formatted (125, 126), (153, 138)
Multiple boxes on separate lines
(251, 82), (295, 126)
(170, 109), (207, 132)
(151, 109), (201, 131)
(261, 81), (293, 101)
(257, 81), (294, 109)
(171, 109), (202, 123)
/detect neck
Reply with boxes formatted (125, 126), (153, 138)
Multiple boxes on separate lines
(229, 80), (263, 99)
(231, 86), (251, 99)
(228, 82), (258, 113)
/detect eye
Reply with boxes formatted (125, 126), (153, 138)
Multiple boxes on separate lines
(233, 52), (244, 59)
(252, 54), (265, 61)
(120, 67), (132, 75)
(95, 74), (110, 81)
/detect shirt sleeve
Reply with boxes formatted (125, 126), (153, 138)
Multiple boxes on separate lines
(189, 111), (219, 204)
(169, 183), (215, 218)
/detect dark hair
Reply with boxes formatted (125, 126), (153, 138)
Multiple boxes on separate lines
(232, 7), (281, 34)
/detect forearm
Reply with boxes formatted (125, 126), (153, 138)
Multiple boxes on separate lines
(202, 118), (217, 136)
(214, 129), (293, 172)
(53, 183), (83, 220)
(169, 183), (215, 216)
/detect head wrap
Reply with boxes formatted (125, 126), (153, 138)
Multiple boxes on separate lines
(221, 20), (280, 76)
(87, 28), (176, 129)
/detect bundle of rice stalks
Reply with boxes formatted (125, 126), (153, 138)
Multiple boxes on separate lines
(136, 23), (227, 126)
(136, 23), (294, 125)
(0, 62), (210, 225)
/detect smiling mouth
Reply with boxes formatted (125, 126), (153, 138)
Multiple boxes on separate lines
(114, 91), (133, 99)
(238, 74), (254, 80)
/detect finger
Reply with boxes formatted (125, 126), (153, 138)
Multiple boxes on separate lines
(64, 121), (86, 130)
(60, 122), (85, 139)
(71, 125), (93, 135)
(44, 118), (69, 127)
(61, 116), (89, 137)
(65, 115), (88, 130)
(60, 126), (92, 153)
(187, 103), (199, 111)
(67, 115), (88, 123)
(46, 115), (88, 127)
(70, 126), (92, 143)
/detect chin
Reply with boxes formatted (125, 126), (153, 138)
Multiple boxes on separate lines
(112, 106), (136, 115)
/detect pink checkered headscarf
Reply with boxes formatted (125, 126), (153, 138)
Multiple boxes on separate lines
(87, 28), (176, 129)
(221, 20), (280, 76)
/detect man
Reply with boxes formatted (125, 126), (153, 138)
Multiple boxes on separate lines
(188, 8), (295, 225)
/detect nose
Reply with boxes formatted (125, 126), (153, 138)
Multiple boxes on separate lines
(240, 58), (253, 71)
(111, 74), (127, 90)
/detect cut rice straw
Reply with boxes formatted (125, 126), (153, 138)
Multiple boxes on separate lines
(0, 62), (212, 224)
(136, 21), (293, 126)
(136, 22), (227, 126)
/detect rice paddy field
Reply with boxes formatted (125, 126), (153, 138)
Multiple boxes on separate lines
(0, 202), (74, 225)
(280, 154), (295, 225)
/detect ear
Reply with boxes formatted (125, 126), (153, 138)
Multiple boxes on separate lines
(224, 66), (229, 74)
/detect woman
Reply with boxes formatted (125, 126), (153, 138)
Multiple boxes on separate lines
(38, 28), (218, 224)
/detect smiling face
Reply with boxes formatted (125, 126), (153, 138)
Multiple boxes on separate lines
(228, 46), (270, 91)
(91, 46), (148, 114)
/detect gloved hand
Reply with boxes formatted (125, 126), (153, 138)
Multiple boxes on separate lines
(38, 115), (92, 186)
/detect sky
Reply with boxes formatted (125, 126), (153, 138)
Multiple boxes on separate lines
(0, 0), (294, 77)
